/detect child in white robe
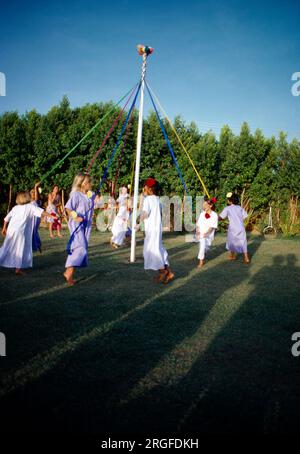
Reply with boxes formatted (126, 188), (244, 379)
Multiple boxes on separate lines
(196, 197), (218, 268)
(135, 178), (174, 284)
(110, 187), (129, 248)
(0, 187), (48, 274)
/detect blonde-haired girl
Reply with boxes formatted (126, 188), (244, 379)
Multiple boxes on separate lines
(0, 184), (49, 274)
(64, 173), (94, 285)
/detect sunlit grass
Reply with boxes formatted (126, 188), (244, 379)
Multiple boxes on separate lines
(0, 229), (299, 433)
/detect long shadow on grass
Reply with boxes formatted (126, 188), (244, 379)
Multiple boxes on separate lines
(176, 252), (300, 434)
(0, 233), (194, 304)
(0, 230), (196, 372)
(0, 238), (263, 432)
(95, 237), (264, 433)
(0, 237), (212, 378)
(116, 249), (300, 434)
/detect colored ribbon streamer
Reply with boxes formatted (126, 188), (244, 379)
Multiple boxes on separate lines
(146, 83), (189, 194)
(97, 83), (141, 192)
(146, 81), (210, 198)
(40, 85), (138, 183)
(113, 112), (134, 196)
(66, 83), (141, 255)
(86, 83), (139, 174)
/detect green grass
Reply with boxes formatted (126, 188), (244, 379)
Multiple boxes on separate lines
(0, 229), (300, 434)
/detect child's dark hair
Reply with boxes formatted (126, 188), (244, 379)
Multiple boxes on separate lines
(152, 181), (161, 195)
(144, 177), (161, 195)
(204, 195), (217, 207)
(228, 193), (240, 205)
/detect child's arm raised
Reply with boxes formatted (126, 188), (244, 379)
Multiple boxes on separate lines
(32, 181), (41, 201)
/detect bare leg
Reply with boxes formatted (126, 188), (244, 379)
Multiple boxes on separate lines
(163, 266), (175, 284)
(228, 251), (237, 260)
(197, 238), (206, 268)
(197, 259), (205, 268)
(243, 252), (250, 264)
(63, 267), (76, 285)
(57, 226), (63, 238)
(49, 223), (54, 238)
(154, 268), (168, 283)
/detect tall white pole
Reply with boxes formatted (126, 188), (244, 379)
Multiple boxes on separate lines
(130, 52), (147, 263)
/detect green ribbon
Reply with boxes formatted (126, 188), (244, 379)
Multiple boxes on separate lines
(40, 85), (137, 183)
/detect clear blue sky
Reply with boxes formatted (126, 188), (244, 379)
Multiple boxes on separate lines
(0, 0), (299, 139)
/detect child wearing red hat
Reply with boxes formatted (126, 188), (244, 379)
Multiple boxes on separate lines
(135, 178), (174, 284)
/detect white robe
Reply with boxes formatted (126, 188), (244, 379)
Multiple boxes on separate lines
(111, 196), (129, 246)
(196, 210), (218, 260)
(142, 195), (169, 270)
(0, 203), (43, 269)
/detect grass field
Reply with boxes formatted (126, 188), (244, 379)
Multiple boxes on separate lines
(0, 229), (300, 434)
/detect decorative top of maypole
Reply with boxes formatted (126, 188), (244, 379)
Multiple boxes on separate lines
(137, 44), (154, 56)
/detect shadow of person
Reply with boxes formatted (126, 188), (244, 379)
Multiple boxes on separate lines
(90, 236), (264, 433)
(287, 253), (297, 267)
(0, 236), (264, 433)
(154, 252), (300, 434)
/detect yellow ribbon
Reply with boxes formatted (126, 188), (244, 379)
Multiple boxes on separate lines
(146, 83), (210, 198)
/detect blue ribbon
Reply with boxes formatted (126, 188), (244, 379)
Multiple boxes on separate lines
(145, 82), (189, 194)
(66, 82), (141, 255)
(97, 82), (141, 192)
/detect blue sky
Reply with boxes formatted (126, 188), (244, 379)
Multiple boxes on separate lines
(0, 0), (299, 139)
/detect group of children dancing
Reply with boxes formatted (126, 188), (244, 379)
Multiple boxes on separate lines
(196, 192), (250, 268)
(0, 173), (250, 285)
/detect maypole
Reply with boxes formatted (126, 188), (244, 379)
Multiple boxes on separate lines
(130, 45), (153, 263)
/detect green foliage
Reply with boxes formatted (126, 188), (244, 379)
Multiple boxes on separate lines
(0, 98), (299, 234)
